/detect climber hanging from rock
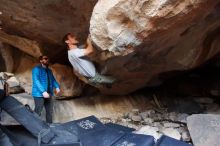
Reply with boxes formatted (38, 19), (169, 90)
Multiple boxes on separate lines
(63, 33), (116, 87)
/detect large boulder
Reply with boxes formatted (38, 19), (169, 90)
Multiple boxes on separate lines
(0, 0), (97, 63)
(187, 114), (220, 146)
(90, 0), (220, 94)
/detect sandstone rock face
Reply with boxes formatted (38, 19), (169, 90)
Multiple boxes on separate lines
(50, 64), (83, 99)
(90, 0), (220, 94)
(0, 0), (97, 63)
(14, 55), (38, 94)
(0, 31), (42, 58)
(0, 43), (14, 72)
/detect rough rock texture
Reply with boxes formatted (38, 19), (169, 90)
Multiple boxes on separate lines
(0, 0), (97, 62)
(50, 64), (83, 98)
(187, 114), (220, 146)
(90, 0), (220, 94)
(14, 55), (38, 94)
(0, 43), (14, 72)
(0, 72), (25, 94)
(0, 42), (23, 73)
(0, 31), (42, 58)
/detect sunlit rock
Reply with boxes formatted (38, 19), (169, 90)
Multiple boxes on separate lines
(90, 0), (220, 94)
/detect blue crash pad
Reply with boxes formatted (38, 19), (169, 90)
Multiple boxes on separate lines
(80, 128), (125, 146)
(105, 123), (135, 133)
(112, 133), (155, 146)
(1, 117), (194, 146)
(60, 116), (105, 136)
(55, 116), (155, 146)
(42, 144), (82, 146)
(155, 135), (193, 146)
